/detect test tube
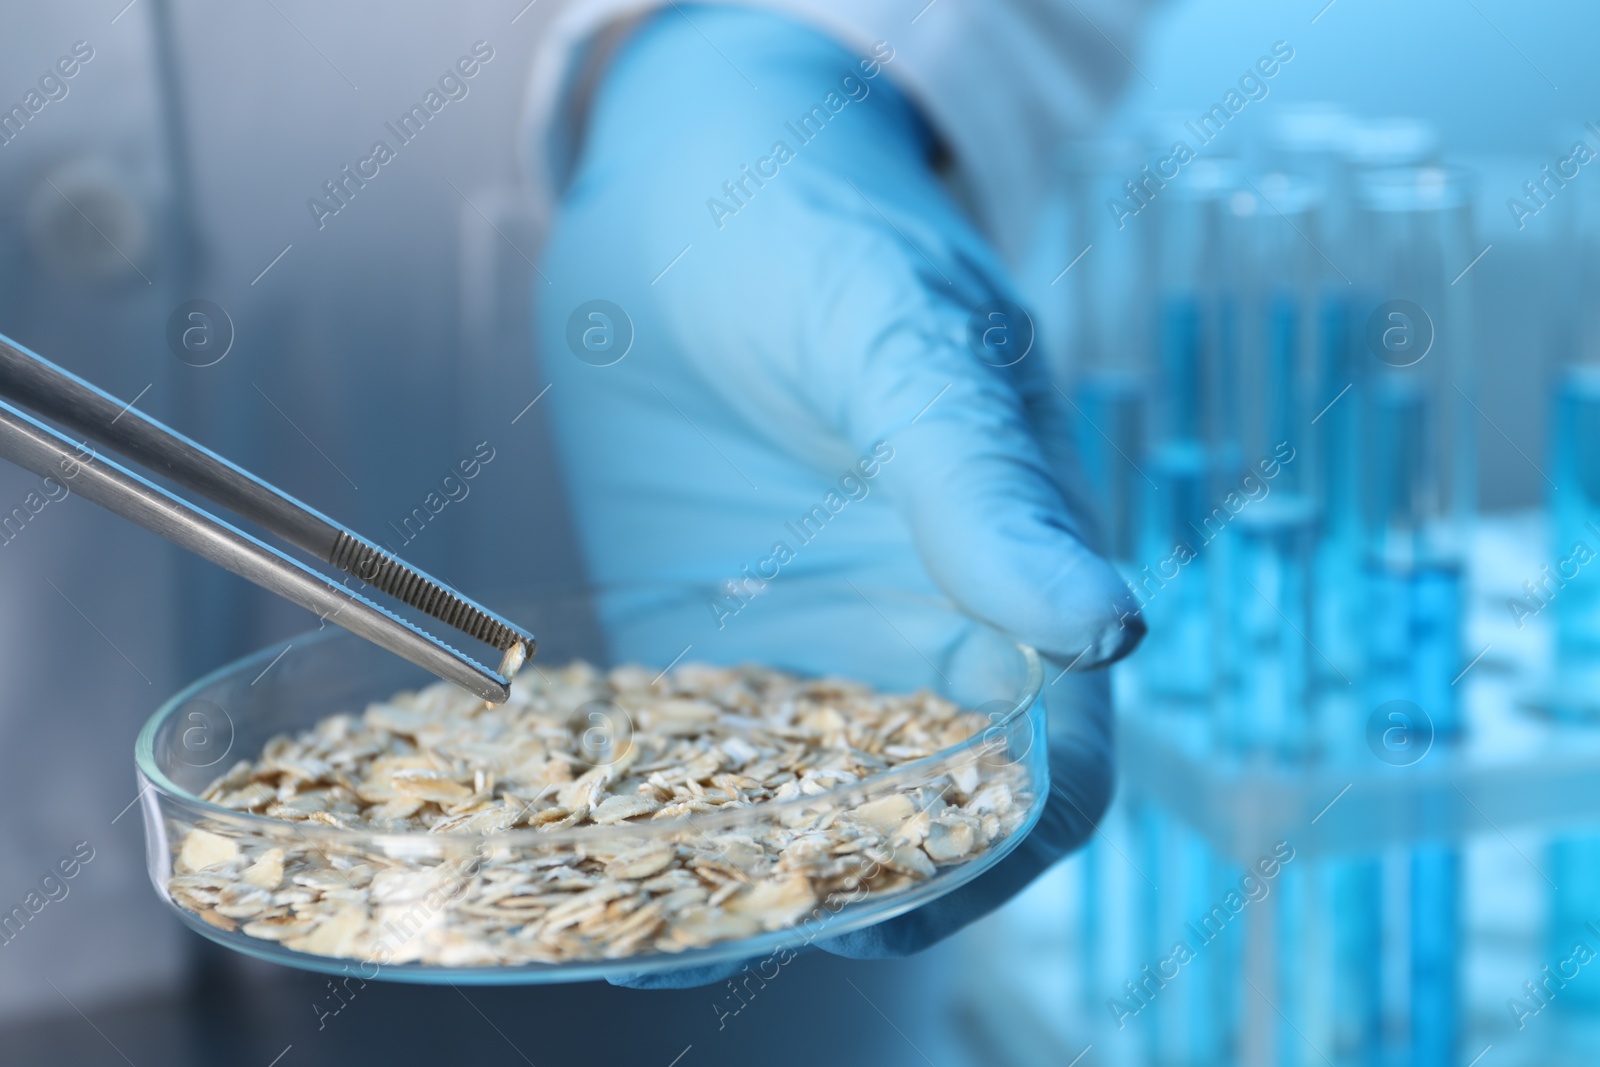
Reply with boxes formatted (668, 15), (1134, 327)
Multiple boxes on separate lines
(1543, 154), (1600, 716)
(1328, 118), (1443, 448)
(1543, 139), (1600, 1012)
(1354, 164), (1476, 1067)
(1264, 105), (1359, 261)
(1350, 167), (1472, 700)
(1309, 119), (1442, 695)
(1136, 159), (1241, 708)
(1061, 140), (1150, 573)
(1172, 830), (1233, 1064)
(1548, 371), (1600, 707)
(1059, 139), (1151, 376)
(1358, 165), (1475, 508)
(1074, 373), (1144, 569)
(1204, 175), (1328, 1067)
(1364, 381), (1465, 1064)
(1218, 174), (1322, 762)
(1143, 157), (1244, 466)
(1057, 140), (1154, 1021)
(1330, 857), (1383, 1061)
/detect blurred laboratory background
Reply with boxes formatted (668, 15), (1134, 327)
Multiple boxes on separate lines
(0, 0), (1596, 1065)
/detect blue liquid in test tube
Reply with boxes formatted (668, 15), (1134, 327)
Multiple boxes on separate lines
(1548, 368), (1600, 713)
(1545, 369), (1600, 1011)
(1311, 292), (1366, 693)
(1224, 291), (1318, 758)
(1313, 294), (1361, 541)
(1078, 837), (1102, 1018)
(1263, 291), (1300, 486)
(1331, 858), (1383, 1061)
(1160, 294), (1204, 442)
(1179, 835), (1233, 1064)
(1362, 380), (1464, 1067)
(1229, 501), (1317, 759)
(1365, 563), (1463, 1067)
(1140, 295), (1223, 706)
(1127, 796), (1164, 1059)
(1073, 371), (1145, 569)
(1410, 844), (1461, 1066)
(1140, 439), (1216, 704)
(1069, 373), (1145, 1018)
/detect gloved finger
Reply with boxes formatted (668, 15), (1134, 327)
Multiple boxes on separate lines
(823, 666), (1113, 957)
(818, 257), (1144, 667)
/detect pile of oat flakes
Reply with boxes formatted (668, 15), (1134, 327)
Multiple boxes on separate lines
(166, 661), (1031, 967)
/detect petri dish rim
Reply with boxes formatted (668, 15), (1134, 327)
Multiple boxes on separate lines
(135, 584), (1045, 852)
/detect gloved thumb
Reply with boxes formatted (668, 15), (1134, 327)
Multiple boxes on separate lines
(844, 302), (1144, 667)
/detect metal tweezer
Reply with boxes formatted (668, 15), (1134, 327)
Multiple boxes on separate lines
(0, 331), (535, 703)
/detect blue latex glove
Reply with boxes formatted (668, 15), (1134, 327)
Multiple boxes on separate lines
(535, 5), (1144, 987)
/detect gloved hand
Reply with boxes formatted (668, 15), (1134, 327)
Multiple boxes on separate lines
(535, 4), (1144, 987)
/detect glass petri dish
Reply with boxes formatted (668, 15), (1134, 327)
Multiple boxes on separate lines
(135, 581), (1046, 984)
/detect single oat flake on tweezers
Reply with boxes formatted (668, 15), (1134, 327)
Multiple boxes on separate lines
(169, 661), (1031, 968)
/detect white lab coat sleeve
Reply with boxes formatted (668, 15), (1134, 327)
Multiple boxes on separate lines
(518, 0), (1155, 259)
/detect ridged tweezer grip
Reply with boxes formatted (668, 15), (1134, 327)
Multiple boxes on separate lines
(328, 530), (523, 653)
